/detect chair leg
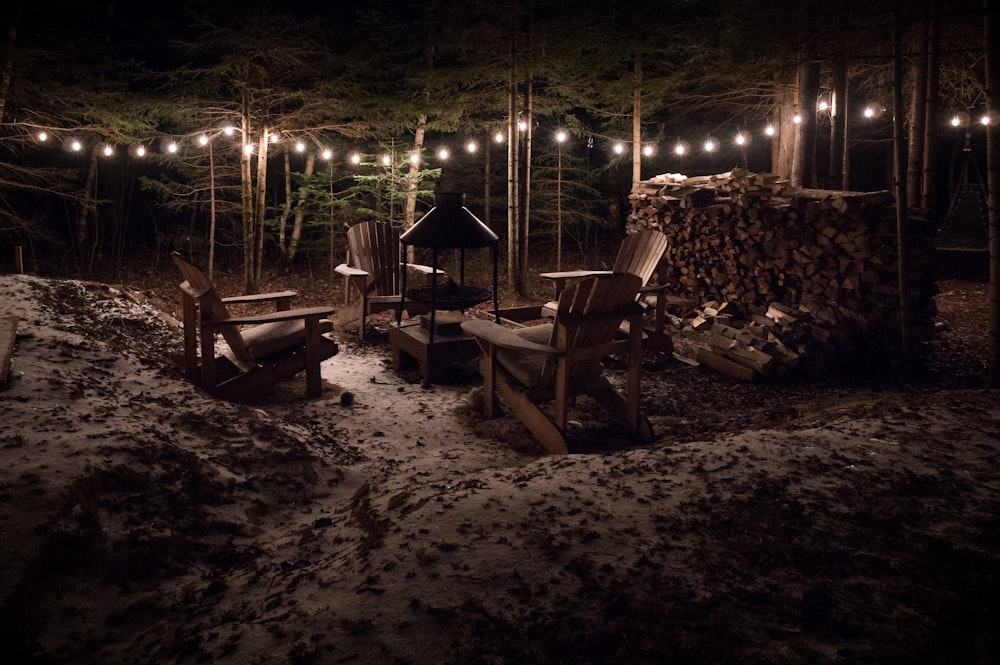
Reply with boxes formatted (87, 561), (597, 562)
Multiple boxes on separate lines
(304, 318), (322, 398)
(492, 374), (569, 454)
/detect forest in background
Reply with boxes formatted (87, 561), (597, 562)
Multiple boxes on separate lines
(0, 0), (992, 293)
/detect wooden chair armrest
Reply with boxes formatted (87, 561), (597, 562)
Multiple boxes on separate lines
(638, 282), (671, 294)
(539, 269), (611, 281)
(403, 263), (446, 276)
(222, 290), (298, 304)
(335, 264), (369, 278)
(461, 319), (560, 355)
(207, 306), (334, 327)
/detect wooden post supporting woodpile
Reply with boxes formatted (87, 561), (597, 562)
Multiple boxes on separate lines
(629, 168), (937, 379)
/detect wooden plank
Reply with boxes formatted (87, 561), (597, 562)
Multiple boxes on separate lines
(0, 316), (17, 386)
(696, 347), (758, 381)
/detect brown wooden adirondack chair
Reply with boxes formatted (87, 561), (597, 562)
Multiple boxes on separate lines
(462, 273), (653, 454)
(539, 229), (670, 337)
(334, 221), (443, 342)
(172, 252), (338, 401)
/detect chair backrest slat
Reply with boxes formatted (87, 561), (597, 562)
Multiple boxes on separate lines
(546, 273), (641, 386)
(612, 230), (668, 286)
(346, 221), (403, 297)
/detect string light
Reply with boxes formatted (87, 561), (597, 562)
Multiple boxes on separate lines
(18, 105), (995, 171)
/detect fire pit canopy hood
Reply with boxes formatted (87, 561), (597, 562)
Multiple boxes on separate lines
(400, 192), (498, 248)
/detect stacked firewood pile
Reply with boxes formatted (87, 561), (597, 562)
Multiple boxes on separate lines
(630, 168), (937, 379)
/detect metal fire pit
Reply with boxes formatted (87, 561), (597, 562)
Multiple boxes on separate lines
(397, 192), (499, 342)
(406, 281), (491, 312)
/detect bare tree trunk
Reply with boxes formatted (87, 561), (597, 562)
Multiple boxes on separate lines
(207, 139), (217, 280)
(892, 11), (913, 363)
(517, 79), (531, 296)
(240, 102), (255, 294)
(985, 0), (1000, 386)
(289, 151), (314, 262)
(507, 73), (519, 285)
(907, 11), (928, 208)
(278, 145), (292, 261)
(254, 127), (268, 289)
(632, 52), (642, 189)
(774, 81), (796, 180)
(405, 115), (427, 232)
(830, 59), (848, 189)
(793, 48), (819, 188)
(921, 0), (941, 212)
(0, 5), (21, 121)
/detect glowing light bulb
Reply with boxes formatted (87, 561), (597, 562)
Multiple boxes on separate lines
(269, 134), (279, 143)
(71, 140), (82, 152)
(613, 143), (625, 154)
(735, 133), (746, 146)
(350, 152), (361, 165)
(466, 140), (477, 153)
(864, 107), (875, 118)
(295, 141), (306, 153)
(674, 143), (686, 156)
(981, 115), (990, 126)
(103, 145), (113, 156)
(643, 144), (654, 156)
(136, 146), (146, 157)
(951, 116), (961, 127)
(409, 152), (420, 165)
(167, 142), (178, 154)
(38, 131), (48, 142)
(223, 126), (234, 136)
(518, 120), (527, 131)
(818, 100), (829, 112)
(792, 113), (802, 125)
(494, 131), (504, 143)
(381, 153), (391, 165)
(437, 147), (449, 160)
(322, 149), (332, 160)
(555, 130), (567, 143)
(765, 125), (776, 137)
(198, 134), (208, 146)
(704, 139), (716, 152)
(243, 143), (253, 155)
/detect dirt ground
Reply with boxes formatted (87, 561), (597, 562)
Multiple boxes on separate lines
(0, 269), (998, 665)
